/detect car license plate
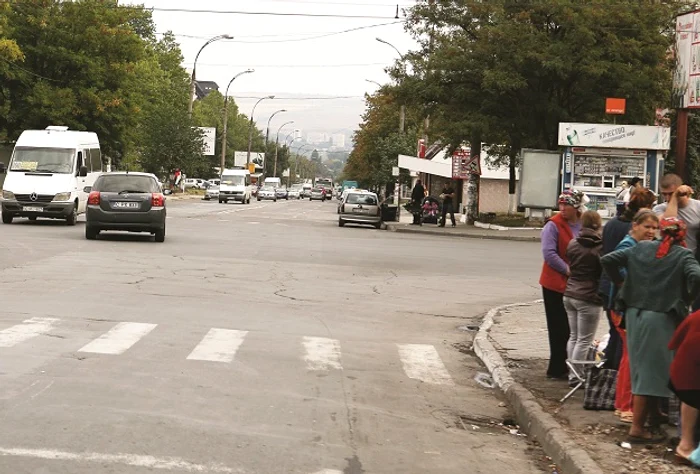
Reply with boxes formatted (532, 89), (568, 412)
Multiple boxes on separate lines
(113, 202), (139, 209)
(353, 208), (365, 213)
(22, 206), (42, 213)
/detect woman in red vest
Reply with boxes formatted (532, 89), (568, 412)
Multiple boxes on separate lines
(539, 190), (586, 378)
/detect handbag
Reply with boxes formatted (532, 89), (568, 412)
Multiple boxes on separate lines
(583, 367), (617, 411)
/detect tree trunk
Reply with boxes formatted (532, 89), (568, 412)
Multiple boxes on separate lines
(465, 138), (481, 224)
(508, 150), (517, 215)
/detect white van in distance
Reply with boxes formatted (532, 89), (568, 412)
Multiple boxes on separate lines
(219, 169), (252, 204)
(263, 177), (281, 188)
(1, 126), (103, 225)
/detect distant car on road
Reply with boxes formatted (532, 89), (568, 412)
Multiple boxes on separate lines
(257, 186), (277, 202)
(288, 184), (303, 199)
(309, 187), (326, 201)
(338, 190), (381, 229)
(275, 186), (289, 200)
(85, 172), (166, 242)
(184, 178), (207, 189)
(204, 185), (220, 201)
(301, 183), (313, 198)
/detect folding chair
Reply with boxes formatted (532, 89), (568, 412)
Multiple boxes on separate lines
(559, 343), (606, 403)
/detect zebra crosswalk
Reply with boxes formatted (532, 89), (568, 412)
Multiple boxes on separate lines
(0, 318), (456, 386)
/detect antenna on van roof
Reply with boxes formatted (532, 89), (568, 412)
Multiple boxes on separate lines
(45, 126), (69, 131)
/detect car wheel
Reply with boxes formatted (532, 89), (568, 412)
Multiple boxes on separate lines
(274, 198), (277, 202)
(257, 198), (261, 202)
(154, 227), (166, 243)
(2, 213), (13, 224)
(66, 204), (78, 226)
(338, 219), (345, 227)
(219, 198), (224, 204)
(85, 226), (99, 240)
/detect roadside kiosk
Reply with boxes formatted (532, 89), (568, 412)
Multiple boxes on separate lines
(558, 123), (670, 217)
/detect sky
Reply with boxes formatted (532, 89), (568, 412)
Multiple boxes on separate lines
(122, 0), (419, 136)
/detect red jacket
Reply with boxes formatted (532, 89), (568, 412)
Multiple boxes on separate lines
(669, 310), (700, 391)
(539, 212), (574, 293)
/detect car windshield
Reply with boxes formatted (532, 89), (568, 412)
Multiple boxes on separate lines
(221, 175), (245, 186)
(290, 185), (302, 190)
(261, 186), (274, 191)
(94, 175), (158, 193)
(346, 194), (377, 205)
(312, 188), (323, 192)
(10, 147), (74, 174)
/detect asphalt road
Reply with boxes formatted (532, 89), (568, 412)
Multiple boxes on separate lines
(0, 197), (545, 474)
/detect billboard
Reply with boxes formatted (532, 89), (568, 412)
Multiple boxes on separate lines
(233, 151), (265, 169)
(199, 127), (216, 155)
(518, 149), (561, 209)
(674, 11), (700, 108)
(558, 123), (670, 150)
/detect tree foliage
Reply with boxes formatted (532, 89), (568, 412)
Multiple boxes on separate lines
(397, 0), (684, 194)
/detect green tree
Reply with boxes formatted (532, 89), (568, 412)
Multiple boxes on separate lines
(3, 0), (154, 163)
(404, 0), (683, 207)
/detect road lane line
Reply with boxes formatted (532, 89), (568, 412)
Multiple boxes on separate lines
(187, 328), (248, 363)
(397, 344), (454, 386)
(0, 447), (242, 473)
(303, 336), (342, 371)
(78, 322), (157, 355)
(0, 317), (60, 348)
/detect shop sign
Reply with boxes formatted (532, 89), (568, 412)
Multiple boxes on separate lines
(452, 150), (481, 179)
(605, 98), (626, 115)
(558, 123), (670, 150)
(673, 10), (700, 108)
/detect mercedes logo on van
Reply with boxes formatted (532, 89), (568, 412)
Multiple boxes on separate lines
(30, 192), (38, 202)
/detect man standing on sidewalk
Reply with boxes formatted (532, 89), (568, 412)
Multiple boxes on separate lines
(654, 173), (700, 255)
(439, 181), (456, 227)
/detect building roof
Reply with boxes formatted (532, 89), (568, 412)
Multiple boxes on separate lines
(195, 81), (220, 100)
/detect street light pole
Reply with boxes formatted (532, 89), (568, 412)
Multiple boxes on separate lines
(220, 69), (254, 172)
(274, 120), (294, 178)
(188, 34), (232, 120)
(246, 95), (275, 166)
(376, 37), (407, 217)
(265, 109), (287, 175)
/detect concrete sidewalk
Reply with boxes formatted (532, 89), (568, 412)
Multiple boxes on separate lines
(475, 302), (692, 474)
(385, 212), (541, 242)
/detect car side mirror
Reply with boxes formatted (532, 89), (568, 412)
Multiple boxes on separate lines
(83, 186), (92, 193)
(79, 166), (88, 177)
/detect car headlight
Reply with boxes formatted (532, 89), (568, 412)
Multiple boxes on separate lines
(2, 190), (15, 200)
(54, 192), (71, 201)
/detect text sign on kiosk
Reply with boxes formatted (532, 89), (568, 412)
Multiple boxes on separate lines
(605, 98), (626, 115)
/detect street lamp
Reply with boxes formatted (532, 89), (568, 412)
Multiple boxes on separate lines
(220, 69), (254, 172)
(365, 79), (383, 88)
(284, 130), (298, 147)
(188, 34), (233, 119)
(246, 95), (275, 166)
(274, 120), (294, 178)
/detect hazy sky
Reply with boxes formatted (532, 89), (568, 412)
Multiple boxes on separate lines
(123, 0), (419, 134)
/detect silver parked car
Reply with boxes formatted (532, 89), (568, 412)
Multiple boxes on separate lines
(338, 191), (381, 229)
(257, 185), (277, 202)
(204, 185), (220, 201)
(85, 172), (166, 242)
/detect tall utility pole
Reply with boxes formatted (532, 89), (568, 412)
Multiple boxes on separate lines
(188, 34), (232, 120)
(220, 69), (254, 172)
(246, 95), (275, 166)
(274, 120), (294, 178)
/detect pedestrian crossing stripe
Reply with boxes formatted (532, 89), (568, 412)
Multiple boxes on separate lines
(0, 319), (454, 385)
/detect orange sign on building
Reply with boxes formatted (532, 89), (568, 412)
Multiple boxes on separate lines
(605, 98), (626, 115)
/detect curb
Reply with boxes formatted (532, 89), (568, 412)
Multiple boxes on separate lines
(473, 301), (605, 474)
(385, 224), (540, 242)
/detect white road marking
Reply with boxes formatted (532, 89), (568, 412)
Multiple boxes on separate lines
(397, 344), (454, 386)
(78, 322), (157, 355)
(187, 329), (248, 363)
(303, 336), (342, 371)
(310, 470), (343, 474)
(0, 317), (60, 348)
(0, 447), (242, 473)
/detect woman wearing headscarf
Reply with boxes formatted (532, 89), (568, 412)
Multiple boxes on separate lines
(599, 189), (657, 371)
(602, 217), (700, 444)
(669, 309), (700, 466)
(539, 190), (586, 379)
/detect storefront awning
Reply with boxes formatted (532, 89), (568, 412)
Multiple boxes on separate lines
(398, 154), (452, 178)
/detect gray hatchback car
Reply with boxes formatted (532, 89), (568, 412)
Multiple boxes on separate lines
(338, 191), (381, 229)
(85, 172), (166, 242)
